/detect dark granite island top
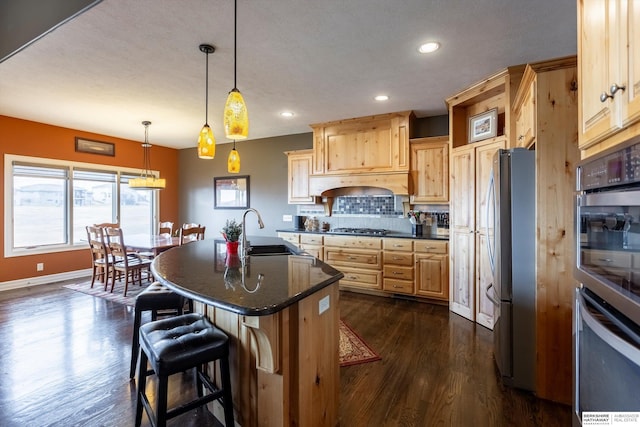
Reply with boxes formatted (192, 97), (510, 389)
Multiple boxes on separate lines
(151, 237), (344, 316)
(150, 236), (343, 427)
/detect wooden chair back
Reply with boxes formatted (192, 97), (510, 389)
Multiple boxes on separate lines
(159, 221), (174, 236)
(86, 225), (111, 288)
(179, 225), (206, 245)
(94, 222), (119, 229)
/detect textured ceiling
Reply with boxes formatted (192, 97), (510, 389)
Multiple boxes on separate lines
(0, 0), (577, 149)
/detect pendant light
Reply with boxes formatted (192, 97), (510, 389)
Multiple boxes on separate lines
(223, 0), (249, 140)
(197, 44), (216, 159)
(227, 141), (240, 173)
(129, 121), (166, 190)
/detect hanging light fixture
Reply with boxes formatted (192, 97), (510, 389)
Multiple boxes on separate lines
(197, 43), (216, 159)
(129, 121), (166, 190)
(227, 140), (240, 173)
(223, 0), (249, 140)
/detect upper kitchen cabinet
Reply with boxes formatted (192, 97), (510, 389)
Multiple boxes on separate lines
(310, 111), (414, 175)
(447, 66), (525, 150)
(578, 0), (640, 156)
(285, 150), (318, 204)
(409, 136), (449, 204)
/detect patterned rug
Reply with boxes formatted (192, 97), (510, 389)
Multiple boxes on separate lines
(339, 320), (381, 367)
(63, 279), (148, 307)
(64, 280), (380, 366)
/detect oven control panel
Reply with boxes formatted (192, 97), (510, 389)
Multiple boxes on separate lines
(580, 140), (640, 191)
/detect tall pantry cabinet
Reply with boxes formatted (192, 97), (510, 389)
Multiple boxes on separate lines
(447, 66), (525, 330)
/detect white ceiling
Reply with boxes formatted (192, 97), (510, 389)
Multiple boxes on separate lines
(0, 0), (577, 149)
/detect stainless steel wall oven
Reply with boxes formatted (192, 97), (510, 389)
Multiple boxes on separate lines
(574, 139), (640, 425)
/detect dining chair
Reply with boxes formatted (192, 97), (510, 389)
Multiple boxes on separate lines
(179, 225), (206, 245)
(158, 221), (174, 236)
(104, 226), (152, 296)
(86, 225), (112, 290)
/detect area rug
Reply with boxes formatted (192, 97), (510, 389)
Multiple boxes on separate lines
(63, 279), (148, 307)
(339, 320), (381, 367)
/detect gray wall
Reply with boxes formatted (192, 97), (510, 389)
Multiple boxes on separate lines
(178, 133), (312, 239)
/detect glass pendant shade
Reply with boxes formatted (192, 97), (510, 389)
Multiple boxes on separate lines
(227, 144), (240, 173)
(224, 89), (248, 139)
(197, 124), (216, 159)
(129, 121), (166, 190)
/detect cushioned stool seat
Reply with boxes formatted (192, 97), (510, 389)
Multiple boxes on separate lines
(129, 282), (186, 378)
(135, 313), (234, 427)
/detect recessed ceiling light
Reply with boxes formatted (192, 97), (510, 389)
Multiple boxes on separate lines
(374, 95), (389, 101)
(280, 111), (294, 118)
(418, 42), (440, 54)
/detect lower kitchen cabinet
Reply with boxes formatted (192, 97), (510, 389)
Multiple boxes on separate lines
(382, 238), (414, 294)
(324, 235), (382, 291)
(414, 240), (449, 301)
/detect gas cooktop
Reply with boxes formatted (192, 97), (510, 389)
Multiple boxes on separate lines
(329, 227), (388, 236)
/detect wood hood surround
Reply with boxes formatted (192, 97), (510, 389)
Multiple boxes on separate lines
(308, 111), (415, 214)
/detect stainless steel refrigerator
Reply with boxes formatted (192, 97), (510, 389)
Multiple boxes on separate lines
(487, 148), (536, 392)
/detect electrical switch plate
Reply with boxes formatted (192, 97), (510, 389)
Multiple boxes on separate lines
(36, 263), (44, 271)
(319, 295), (330, 315)
(282, 214), (293, 222)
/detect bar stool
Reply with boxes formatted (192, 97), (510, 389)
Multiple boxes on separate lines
(135, 313), (234, 427)
(129, 282), (186, 378)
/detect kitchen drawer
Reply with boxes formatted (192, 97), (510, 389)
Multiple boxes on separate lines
(383, 278), (414, 294)
(324, 235), (382, 249)
(383, 238), (413, 252)
(278, 232), (300, 245)
(300, 234), (323, 245)
(414, 240), (448, 254)
(340, 267), (382, 289)
(383, 265), (413, 280)
(383, 251), (413, 266)
(324, 248), (381, 269)
(582, 249), (631, 269)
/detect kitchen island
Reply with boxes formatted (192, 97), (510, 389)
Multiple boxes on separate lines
(151, 237), (344, 427)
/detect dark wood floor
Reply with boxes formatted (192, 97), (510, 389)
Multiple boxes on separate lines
(0, 282), (571, 426)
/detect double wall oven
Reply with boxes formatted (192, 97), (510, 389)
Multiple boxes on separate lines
(574, 139), (640, 425)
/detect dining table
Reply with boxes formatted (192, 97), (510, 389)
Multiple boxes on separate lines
(125, 233), (181, 257)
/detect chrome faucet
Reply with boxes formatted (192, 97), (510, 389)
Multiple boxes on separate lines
(240, 208), (265, 261)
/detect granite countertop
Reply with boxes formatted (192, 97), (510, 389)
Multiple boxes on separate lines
(151, 237), (344, 316)
(276, 228), (450, 241)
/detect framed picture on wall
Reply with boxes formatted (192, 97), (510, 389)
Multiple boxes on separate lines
(214, 175), (249, 209)
(468, 108), (498, 143)
(75, 137), (115, 156)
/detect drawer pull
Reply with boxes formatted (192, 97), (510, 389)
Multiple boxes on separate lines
(598, 258), (613, 263)
(393, 244), (403, 247)
(347, 275), (359, 280)
(392, 271), (404, 275)
(347, 256), (358, 260)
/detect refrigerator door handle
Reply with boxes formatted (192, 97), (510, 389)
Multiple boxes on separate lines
(486, 282), (500, 306)
(486, 170), (496, 274)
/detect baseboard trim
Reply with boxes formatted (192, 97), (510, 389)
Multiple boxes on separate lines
(0, 269), (91, 292)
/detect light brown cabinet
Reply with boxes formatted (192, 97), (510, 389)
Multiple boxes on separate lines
(513, 79), (536, 148)
(414, 240), (448, 301)
(578, 0), (640, 154)
(310, 111), (414, 175)
(409, 136), (449, 203)
(299, 234), (323, 260)
(285, 150), (317, 204)
(382, 238), (414, 295)
(323, 235), (382, 291)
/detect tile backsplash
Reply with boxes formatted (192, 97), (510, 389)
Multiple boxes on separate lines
(297, 195), (448, 235)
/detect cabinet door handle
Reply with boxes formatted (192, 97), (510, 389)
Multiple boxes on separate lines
(600, 83), (627, 102)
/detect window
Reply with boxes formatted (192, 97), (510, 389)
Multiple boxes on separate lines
(5, 155), (159, 257)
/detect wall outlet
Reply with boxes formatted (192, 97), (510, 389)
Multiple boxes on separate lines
(282, 214), (293, 222)
(36, 262), (44, 271)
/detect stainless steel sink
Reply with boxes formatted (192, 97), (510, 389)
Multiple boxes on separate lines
(247, 244), (294, 256)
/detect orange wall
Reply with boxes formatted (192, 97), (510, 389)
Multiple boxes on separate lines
(0, 115), (179, 283)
